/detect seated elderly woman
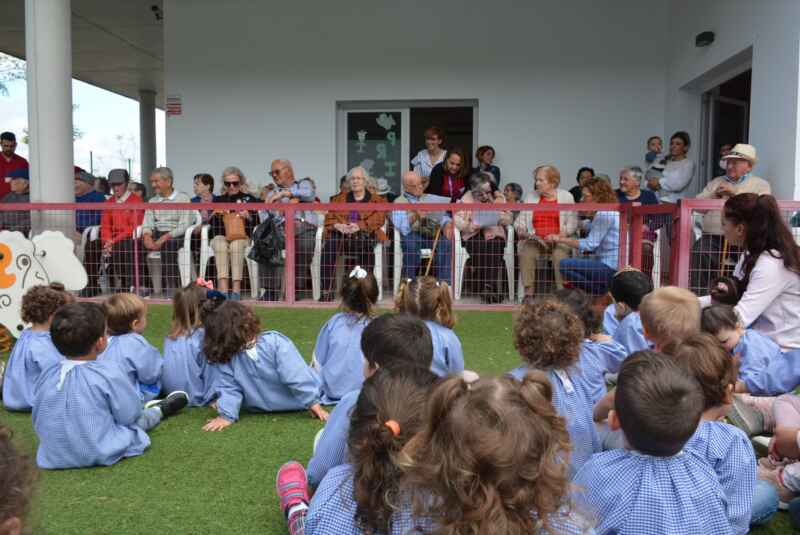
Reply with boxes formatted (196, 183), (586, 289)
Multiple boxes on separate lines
(454, 172), (512, 303)
(208, 166), (260, 300)
(617, 166), (659, 277)
(547, 177), (620, 295)
(514, 164), (577, 297)
(320, 166), (387, 301)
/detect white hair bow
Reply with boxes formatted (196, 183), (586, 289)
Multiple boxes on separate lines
(350, 266), (368, 279)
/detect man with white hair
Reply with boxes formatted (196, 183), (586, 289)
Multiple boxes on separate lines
(260, 159), (319, 301)
(391, 171), (453, 283)
(141, 166), (193, 296)
(690, 143), (771, 293)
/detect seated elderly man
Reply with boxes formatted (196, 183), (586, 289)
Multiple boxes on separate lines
(391, 171), (453, 284)
(0, 168), (30, 235)
(101, 169), (145, 293)
(689, 144), (770, 294)
(260, 159), (319, 301)
(75, 171), (107, 296)
(141, 166), (194, 296)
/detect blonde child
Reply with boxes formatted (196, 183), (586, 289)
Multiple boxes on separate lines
(403, 372), (594, 534)
(99, 293), (162, 402)
(201, 302), (327, 431)
(162, 283), (227, 406)
(312, 267), (378, 403)
(2, 283), (73, 411)
(395, 276), (464, 377)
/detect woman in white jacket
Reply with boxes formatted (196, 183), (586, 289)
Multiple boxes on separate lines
(514, 165), (578, 297)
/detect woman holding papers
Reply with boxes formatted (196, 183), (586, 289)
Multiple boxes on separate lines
(454, 172), (512, 303)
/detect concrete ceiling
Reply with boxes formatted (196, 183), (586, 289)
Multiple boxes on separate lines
(0, 0), (164, 107)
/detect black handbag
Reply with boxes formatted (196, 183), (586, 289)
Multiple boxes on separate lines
(248, 217), (285, 266)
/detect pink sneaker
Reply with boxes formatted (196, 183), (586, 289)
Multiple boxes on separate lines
(276, 461), (310, 514)
(738, 394), (776, 431)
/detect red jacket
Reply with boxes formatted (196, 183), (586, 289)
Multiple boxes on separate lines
(100, 193), (144, 245)
(0, 154), (28, 200)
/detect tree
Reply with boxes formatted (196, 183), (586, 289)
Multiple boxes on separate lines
(0, 54), (24, 96)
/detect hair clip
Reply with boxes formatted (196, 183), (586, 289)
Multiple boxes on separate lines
(384, 420), (401, 437)
(196, 277), (214, 290)
(435, 281), (440, 287)
(349, 266), (368, 279)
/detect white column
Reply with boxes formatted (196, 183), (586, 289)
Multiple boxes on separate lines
(139, 89), (157, 183)
(25, 0), (74, 203)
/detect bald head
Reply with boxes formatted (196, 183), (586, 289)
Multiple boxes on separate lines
(402, 171), (425, 197)
(270, 159), (295, 187)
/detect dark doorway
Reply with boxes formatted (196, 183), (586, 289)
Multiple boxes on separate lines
(409, 107), (474, 166)
(705, 70), (751, 181)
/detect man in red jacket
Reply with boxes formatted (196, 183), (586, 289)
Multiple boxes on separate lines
(100, 169), (146, 293)
(0, 132), (28, 201)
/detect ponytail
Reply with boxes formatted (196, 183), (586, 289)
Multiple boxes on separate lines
(394, 276), (456, 329)
(340, 268), (379, 318)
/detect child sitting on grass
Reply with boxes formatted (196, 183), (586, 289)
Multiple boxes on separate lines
(307, 313), (434, 488)
(100, 293), (162, 402)
(33, 302), (187, 469)
(0, 425), (36, 534)
(670, 333), (777, 531)
(395, 276), (464, 377)
(201, 301), (327, 431)
(701, 304), (777, 386)
(575, 351), (735, 535)
(510, 298), (601, 475)
(162, 282), (227, 407)
(2, 283), (73, 411)
(312, 267), (378, 404)
(404, 372), (594, 534)
(610, 268), (653, 354)
(277, 366), (437, 535)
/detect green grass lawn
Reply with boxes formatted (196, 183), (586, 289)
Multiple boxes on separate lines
(0, 305), (793, 534)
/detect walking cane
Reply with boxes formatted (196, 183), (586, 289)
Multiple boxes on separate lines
(719, 238), (729, 277)
(424, 224), (443, 277)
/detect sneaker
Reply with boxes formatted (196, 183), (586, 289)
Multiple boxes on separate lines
(276, 461), (310, 514)
(738, 394), (776, 432)
(149, 391), (189, 419)
(728, 396), (765, 436)
(758, 464), (797, 509)
(752, 435), (772, 457)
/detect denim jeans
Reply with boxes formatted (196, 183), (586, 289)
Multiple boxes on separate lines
(559, 257), (616, 295)
(751, 479), (779, 525)
(400, 231), (452, 284)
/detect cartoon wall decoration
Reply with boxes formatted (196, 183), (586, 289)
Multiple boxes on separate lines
(347, 111), (402, 196)
(0, 230), (87, 337)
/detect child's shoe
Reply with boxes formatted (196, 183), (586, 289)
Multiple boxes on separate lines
(276, 461), (310, 514)
(758, 465), (797, 509)
(728, 395), (773, 436)
(145, 391), (189, 419)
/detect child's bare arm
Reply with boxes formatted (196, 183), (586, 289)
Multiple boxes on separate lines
(593, 389), (616, 422)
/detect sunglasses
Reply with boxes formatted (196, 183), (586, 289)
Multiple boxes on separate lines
(224, 181), (240, 187)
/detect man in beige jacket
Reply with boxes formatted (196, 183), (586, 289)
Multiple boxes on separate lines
(690, 143), (771, 292)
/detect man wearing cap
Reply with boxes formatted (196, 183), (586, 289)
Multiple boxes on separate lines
(0, 168), (30, 234)
(100, 169), (146, 293)
(141, 167), (193, 296)
(0, 132), (28, 201)
(75, 171), (107, 296)
(690, 143), (771, 293)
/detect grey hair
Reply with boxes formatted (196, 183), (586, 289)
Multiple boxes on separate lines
(346, 166), (368, 186)
(621, 166), (644, 183)
(468, 171), (493, 192)
(221, 166), (247, 185)
(152, 166), (174, 184)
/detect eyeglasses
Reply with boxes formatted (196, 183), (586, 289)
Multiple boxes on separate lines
(224, 181), (240, 187)
(269, 167), (288, 177)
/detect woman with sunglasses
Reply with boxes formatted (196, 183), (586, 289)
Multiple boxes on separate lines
(208, 166), (259, 300)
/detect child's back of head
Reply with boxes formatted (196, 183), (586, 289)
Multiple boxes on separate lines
(169, 283), (209, 339)
(395, 276), (455, 329)
(347, 366), (437, 533)
(340, 268), (379, 318)
(202, 301), (260, 364)
(700, 304), (739, 341)
(21, 283), (75, 327)
(103, 293), (146, 336)
(667, 333), (736, 412)
(638, 286), (700, 349)
(0, 425), (35, 534)
(552, 288), (600, 337)
(615, 350), (704, 456)
(513, 298), (583, 369)
(51, 302), (107, 358)
(402, 372), (573, 534)
(610, 269), (652, 312)
(360, 313), (433, 371)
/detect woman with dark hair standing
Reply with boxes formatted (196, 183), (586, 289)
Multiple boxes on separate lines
(570, 166), (595, 202)
(703, 193), (800, 350)
(647, 131), (695, 203)
(426, 147), (469, 201)
(471, 145), (501, 187)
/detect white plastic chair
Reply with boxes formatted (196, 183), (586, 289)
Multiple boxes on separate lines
(313, 224), (385, 301)
(453, 225), (514, 302)
(651, 228), (663, 289)
(198, 224), (263, 299)
(135, 212), (201, 292)
(77, 225), (100, 262)
(392, 227), (434, 296)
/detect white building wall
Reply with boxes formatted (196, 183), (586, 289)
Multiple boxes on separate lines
(666, 0), (800, 199)
(164, 0), (669, 199)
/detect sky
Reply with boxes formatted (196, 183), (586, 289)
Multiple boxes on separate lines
(0, 56), (166, 182)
